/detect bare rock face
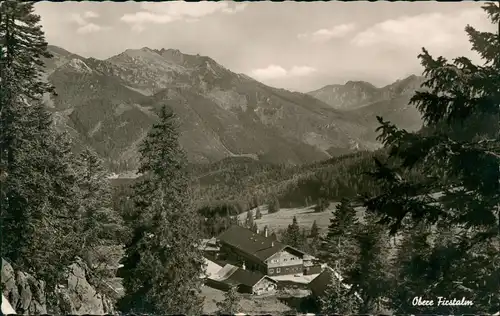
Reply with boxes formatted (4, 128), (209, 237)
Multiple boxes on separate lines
(56, 258), (115, 315)
(1, 259), (47, 314)
(1, 258), (115, 315)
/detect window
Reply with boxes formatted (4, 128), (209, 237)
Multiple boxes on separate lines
(283, 259), (287, 262)
(269, 269), (274, 274)
(290, 257), (295, 260)
(276, 268), (281, 273)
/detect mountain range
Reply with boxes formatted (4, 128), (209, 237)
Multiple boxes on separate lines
(42, 45), (424, 173)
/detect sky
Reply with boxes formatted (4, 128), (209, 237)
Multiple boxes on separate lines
(35, 1), (495, 92)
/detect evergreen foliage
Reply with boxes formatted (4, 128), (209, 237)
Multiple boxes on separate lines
(267, 194), (280, 214)
(345, 213), (392, 313)
(0, 0), (82, 305)
(314, 197), (329, 213)
(244, 210), (254, 229)
(255, 207), (262, 219)
(362, 2), (500, 313)
(216, 286), (241, 315)
(319, 273), (360, 314)
(74, 148), (124, 296)
(309, 220), (319, 238)
(118, 106), (204, 315)
(281, 216), (304, 249)
(319, 198), (359, 275)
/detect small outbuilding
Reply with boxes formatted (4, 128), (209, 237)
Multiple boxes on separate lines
(206, 263), (277, 295)
(308, 266), (362, 302)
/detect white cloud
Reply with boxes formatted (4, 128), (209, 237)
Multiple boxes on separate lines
(69, 13), (87, 26)
(77, 23), (102, 34)
(222, 3), (247, 14)
(351, 8), (492, 53)
(298, 23), (356, 42)
(250, 65), (287, 80)
(83, 11), (99, 19)
(250, 65), (316, 81)
(69, 12), (104, 34)
(121, 11), (175, 25)
(121, 2), (247, 29)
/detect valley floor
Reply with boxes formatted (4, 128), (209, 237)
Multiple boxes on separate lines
(239, 203), (366, 234)
(201, 285), (291, 314)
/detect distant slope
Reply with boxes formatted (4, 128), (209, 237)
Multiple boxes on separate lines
(308, 75), (426, 140)
(307, 75), (424, 110)
(307, 80), (381, 110)
(45, 46), (380, 171)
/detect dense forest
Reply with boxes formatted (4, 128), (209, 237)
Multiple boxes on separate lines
(1, 0), (499, 315)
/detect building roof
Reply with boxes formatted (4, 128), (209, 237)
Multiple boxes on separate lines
(218, 225), (305, 262)
(201, 258), (223, 279)
(308, 267), (341, 297)
(210, 264), (277, 288)
(214, 263), (240, 280)
(309, 267), (362, 301)
(229, 269), (276, 288)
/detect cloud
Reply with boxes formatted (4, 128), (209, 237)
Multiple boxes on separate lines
(250, 65), (316, 81)
(83, 11), (99, 19)
(221, 3), (247, 14)
(69, 12), (104, 34)
(351, 8), (492, 52)
(77, 23), (102, 34)
(121, 2), (247, 30)
(298, 23), (356, 42)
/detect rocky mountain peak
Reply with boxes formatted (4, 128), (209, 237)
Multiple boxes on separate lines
(43, 45), (397, 172)
(158, 48), (182, 55)
(156, 48), (185, 64)
(63, 58), (93, 74)
(345, 80), (377, 89)
(381, 75), (425, 97)
(307, 80), (380, 110)
(307, 75), (426, 111)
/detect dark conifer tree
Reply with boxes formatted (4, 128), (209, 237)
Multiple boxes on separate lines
(390, 221), (433, 314)
(314, 197), (329, 213)
(216, 286), (240, 315)
(310, 220), (319, 238)
(345, 213), (392, 314)
(267, 194), (280, 214)
(74, 147), (124, 292)
(244, 210), (254, 229)
(255, 207), (262, 219)
(118, 106), (204, 314)
(320, 272), (360, 314)
(319, 198), (359, 275)
(0, 0), (81, 303)
(282, 216), (302, 248)
(363, 2), (500, 312)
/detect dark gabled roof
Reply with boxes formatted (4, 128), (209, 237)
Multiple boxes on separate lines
(226, 268), (277, 288)
(217, 225), (305, 262)
(220, 268), (277, 287)
(309, 268), (336, 297)
(209, 264), (277, 288)
(309, 267), (362, 302)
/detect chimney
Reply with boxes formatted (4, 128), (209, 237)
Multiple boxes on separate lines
(264, 227), (268, 238)
(242, 262), (246, 270)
